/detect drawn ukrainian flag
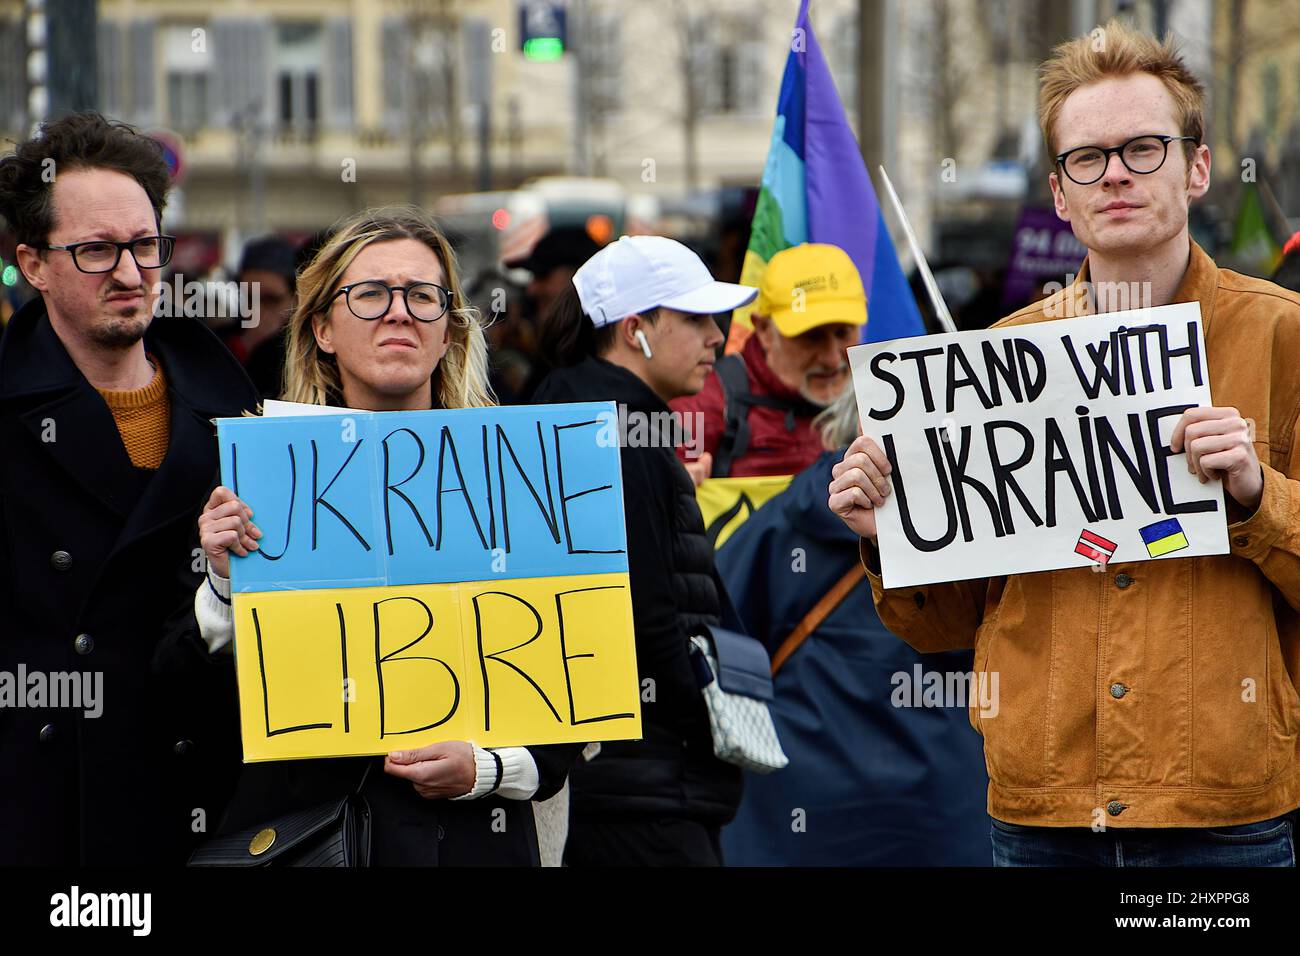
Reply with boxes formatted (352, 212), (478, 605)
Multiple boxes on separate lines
(1140, 518), (1189, 558)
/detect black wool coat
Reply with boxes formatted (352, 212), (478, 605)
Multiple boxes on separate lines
(0, 297), (259, 865)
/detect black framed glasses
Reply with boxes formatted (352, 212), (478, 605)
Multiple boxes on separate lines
(42, 235), (175, 274)
(1055, 134), (1199, 185)
(331, 281), (452, 322)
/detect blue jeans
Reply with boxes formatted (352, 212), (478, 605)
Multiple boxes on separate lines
(990, 809), (1299, 866)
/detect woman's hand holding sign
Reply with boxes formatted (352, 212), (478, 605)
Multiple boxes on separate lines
(199, 485), (262, 578)
(384, 742), (477, 799)
(1170, 406), (1263, 513)
(828, 435), (893, 541)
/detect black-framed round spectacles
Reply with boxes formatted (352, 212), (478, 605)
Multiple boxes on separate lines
(42, 235), (175, 274)
(1055, 134), (1199, 186)
(330, 280), (452, 322)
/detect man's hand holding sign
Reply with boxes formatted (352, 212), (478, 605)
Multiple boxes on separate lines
(828, 434), (892, 541)
(1170, 406), (1262, 509)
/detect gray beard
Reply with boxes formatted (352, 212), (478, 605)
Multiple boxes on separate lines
(799, 372), (851, 408)
(798, 387), (834, 408)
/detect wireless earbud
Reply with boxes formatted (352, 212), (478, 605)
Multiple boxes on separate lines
(635, 329), (654, 359)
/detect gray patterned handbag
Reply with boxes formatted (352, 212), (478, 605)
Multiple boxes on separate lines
(689, 626), (789, 774)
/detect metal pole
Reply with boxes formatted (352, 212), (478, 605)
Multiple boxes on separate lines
(45, 0), (97, 116)
(572, 0), (589, 176)
(465, 18), (493, 192)
(857, 0), (884, 174)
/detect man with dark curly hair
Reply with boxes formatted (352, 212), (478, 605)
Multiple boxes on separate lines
(0, 112), (258, 865)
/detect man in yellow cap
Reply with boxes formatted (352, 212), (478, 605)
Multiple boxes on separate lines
(672, 242), (866, 479)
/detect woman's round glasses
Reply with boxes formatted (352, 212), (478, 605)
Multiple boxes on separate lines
(331, 281), (452, 322)
(1055, 134), (1198, 186)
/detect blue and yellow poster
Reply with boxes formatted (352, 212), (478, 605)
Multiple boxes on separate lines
(218, 403), (641, 761)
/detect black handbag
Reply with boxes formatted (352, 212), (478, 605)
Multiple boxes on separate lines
(188, 766), (373, 867)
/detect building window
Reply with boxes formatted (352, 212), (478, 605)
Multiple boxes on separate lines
(164, 24), (210, 133)
(276, 22), (323, 137)
(324, 18), (353, 130)
(701, 19), (764, 116)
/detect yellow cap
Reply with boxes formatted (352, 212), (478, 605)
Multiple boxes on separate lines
(756, 243), (867, 338)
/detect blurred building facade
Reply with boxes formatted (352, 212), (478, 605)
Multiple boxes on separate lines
(0, 0), (1296, 274)
(0, 0), (862, 240)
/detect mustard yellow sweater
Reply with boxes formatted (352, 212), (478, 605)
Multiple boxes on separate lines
(95, 355), (171, 470)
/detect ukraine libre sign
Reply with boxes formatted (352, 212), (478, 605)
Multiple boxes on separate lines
(217, 403), (641, 762)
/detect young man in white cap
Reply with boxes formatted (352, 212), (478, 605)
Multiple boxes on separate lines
(533, 235), (757, 865)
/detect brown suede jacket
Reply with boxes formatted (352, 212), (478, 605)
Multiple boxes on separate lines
(863, 240), (1300, 828)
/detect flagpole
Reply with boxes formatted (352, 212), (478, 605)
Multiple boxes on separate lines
(1257, 175), (1291, 248)
(878, 166), (959, 334)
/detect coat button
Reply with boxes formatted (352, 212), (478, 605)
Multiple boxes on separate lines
(50, 550), (73, 571)
(436, 825), (446, 841)
(1233, 534), (1250, 548)
(1106, 800), (1126, 816)
(39, 723), (56, 744)
(173, 739), (193, 757)
(1115, 573), (1133, 589)
(73, 633), (94, 655)
(1110, 682), (1128, 699)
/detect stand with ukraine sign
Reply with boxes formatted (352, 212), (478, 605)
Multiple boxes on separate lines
(217, 402), (642, 762)
(847, 302), (1230, 588)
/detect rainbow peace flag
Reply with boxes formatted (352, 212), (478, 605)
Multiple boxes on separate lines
(729, 0), (925, 351)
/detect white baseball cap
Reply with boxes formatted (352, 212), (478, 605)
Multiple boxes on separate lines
(571, 235), (758, 327)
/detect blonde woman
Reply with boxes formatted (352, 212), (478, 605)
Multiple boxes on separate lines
(192, 206), (582, 866)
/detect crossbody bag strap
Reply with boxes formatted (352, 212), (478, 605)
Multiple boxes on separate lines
(712, 354), (752, 478)
(770, 563), (866, 675)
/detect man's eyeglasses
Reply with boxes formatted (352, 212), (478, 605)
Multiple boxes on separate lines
(42, 235), (175, 274)
(1055, 134), (1198, 186)
(330, 281), (452, 322)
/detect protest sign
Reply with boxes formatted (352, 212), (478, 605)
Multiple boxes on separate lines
(696, 475), (794, 549)
(217, 402), (641, 761)
(847, 302), (1230, 588)
(999, 206), (1088, 310)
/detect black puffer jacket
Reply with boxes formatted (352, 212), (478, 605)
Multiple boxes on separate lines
(533, 357), (742, 823)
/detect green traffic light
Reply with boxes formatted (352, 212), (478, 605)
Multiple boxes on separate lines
(523, 37), (564, 61)
(1, 264), (17, 287)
